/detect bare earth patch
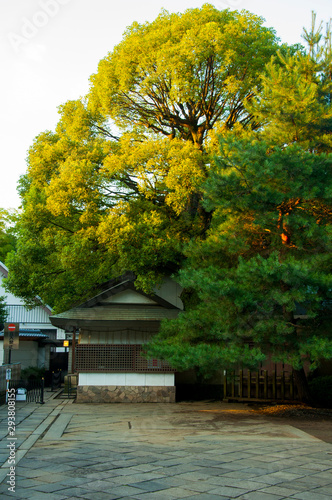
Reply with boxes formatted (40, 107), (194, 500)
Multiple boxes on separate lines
(249, 403), (332, 443)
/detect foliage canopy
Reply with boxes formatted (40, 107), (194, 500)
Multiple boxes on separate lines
(5, 5), (282, 312)
(88, 4), (279, 147)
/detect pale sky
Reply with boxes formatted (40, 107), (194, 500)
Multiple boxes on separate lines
(1, 0), (331, 211)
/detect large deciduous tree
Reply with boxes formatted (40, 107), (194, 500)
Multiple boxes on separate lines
(147, 15), (332, 401)
(5, 5), (281, 311)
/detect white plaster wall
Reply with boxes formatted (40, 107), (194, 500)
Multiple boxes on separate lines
(78, 373), (175, 387)
(104, 290), (157, 304)
(56, 329), (66, 339)
(153, 277), (183, 310)
(1, 341), (39, 369)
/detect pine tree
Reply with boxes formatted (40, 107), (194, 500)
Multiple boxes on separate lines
(147, 14), (332, 402)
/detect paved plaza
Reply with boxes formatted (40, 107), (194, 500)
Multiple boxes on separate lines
(0, 390), (331, 499)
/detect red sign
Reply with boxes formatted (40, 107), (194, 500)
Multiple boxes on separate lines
(4, 323), (19, 350)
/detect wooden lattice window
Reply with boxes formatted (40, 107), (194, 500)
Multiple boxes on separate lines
(75, 344), (174, 372)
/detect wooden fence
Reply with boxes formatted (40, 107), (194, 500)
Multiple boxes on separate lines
(223, 369), (298, 402)
(9, 378), (45, 404)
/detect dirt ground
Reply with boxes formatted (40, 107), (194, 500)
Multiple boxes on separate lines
(174, 400), (332, 444)
(249, 403), (332, 444)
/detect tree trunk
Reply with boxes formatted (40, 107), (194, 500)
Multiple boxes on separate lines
(293, 367), (311, 403)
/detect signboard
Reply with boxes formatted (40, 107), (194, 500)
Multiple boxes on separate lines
(63, 340), (69, 347)
(4, 323), (19, 350)
(6, 368), (11, 380)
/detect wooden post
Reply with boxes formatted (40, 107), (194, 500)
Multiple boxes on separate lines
(264, 370), (268, 399)
(231, 371), (235, 398)
(248, 370), (251, 399)
(239, 370), (243, 398)
(39, 378), (45, 404)
(289, 372), (294, 400)
(281, 370), (285, 400)
(72, 328), (76, 373)
(256, 371), (259, 399)
(272, 371), (276, 399)
(223, 371), (227, 400)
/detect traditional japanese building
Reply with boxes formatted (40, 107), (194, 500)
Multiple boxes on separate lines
(50, 272), (183, 403)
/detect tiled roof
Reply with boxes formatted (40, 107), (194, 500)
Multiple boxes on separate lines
(0, 329), (49, 338)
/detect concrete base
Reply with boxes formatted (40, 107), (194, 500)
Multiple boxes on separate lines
(76, 385), (176, 403)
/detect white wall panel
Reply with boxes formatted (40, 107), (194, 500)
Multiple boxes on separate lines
(78, 372), (175, 387)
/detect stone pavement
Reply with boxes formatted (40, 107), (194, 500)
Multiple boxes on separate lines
(0, 390), (331, 500)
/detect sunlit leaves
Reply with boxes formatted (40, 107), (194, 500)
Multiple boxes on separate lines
(88, 4), (279, 146)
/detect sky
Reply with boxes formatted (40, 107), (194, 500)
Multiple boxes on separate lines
(1, 0), (331, 212)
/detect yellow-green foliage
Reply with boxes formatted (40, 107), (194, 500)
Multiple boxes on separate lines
(88, 4), (278, 146)
(6, 5), (281, 310)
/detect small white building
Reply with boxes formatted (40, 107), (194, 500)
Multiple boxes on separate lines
(50, 272), (183, 403)
(0, 261), (66, 369)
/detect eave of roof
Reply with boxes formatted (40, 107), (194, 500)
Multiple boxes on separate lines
(0, 332), (49, 339)
(50, 305), (180, 331)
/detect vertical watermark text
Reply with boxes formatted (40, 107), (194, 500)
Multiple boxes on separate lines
(6, 388), (17, 493)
